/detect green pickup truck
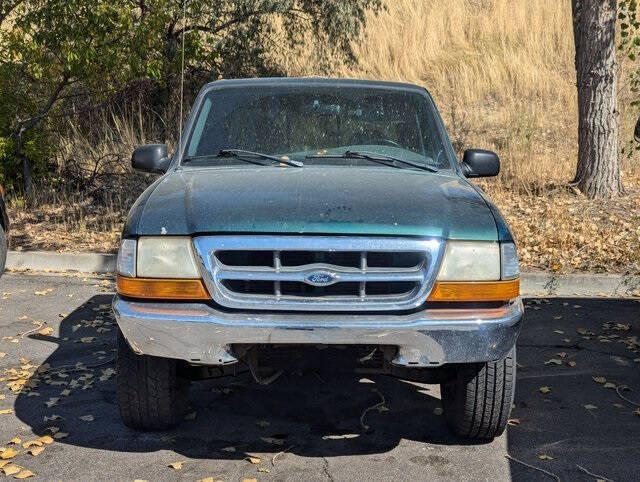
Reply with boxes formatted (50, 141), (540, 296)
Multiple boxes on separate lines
(113, 78), (522, 440)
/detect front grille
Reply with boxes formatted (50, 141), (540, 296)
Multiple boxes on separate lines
(193, 236), (444, 311)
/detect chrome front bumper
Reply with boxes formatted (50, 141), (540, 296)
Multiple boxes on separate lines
(113, 297), (524, 368)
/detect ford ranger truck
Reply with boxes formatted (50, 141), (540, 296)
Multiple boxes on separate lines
(113, 78), (523, 440)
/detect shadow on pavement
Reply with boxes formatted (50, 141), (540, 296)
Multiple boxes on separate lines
(508, 297), (640, 481)
(15, 294), (639, 476)
(13, 295), (478, 462)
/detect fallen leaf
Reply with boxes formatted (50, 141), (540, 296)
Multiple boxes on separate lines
(256, 420), (270, 427)
(0, 352), (6, 358)
(8, 439), (21, 446)
(0, 409), (14, 415)
(544, 359), (562, 365)
(603, 382), (617, 389)
(168, 461), (184, 470)
(556, 352), (567, 358)
(79, 337), (96, 344)
(261, 437), (285, 446)
(553, 330), (564, 334)
(28, 446), (44, 456)
(14, 469), (35, 479)
(0, 448), (19, 459)
(53, 432), (68, 440)
(592, 377), (606, 384)
(584, 404), (598, 410)
(60, 389), (71, 397)
(539, 386), (552, 394)
(322, 434), (359, 440)
(567, 361), (577, 367)
(1, 464), (21, 475)
(257, 467), (270, 473)
(79, 415), (94, 422)
(538, 454), (553, 460)
(197, 478), (215, 482)
(184, 411), (197, 421)
(221, 446), (236, 452)
(507, 418), (520, 426)
(34, 289), (54, 296)
(38, 435), (53, 444)
(21, 440), (42, 449)
(38, 327), (53, 336)
(44, 397), (59, 408)
(99, 368), (115, 381)
(242, 479), (258, 482)
(634, 408), (640, 416)
(433, 407), (443, 416)
(245, 456), (261, 464)
(44, 415), (62, 422)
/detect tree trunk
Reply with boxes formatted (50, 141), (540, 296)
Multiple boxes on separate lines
(571, 0), (623, 199)
(21, 155), (33, 198)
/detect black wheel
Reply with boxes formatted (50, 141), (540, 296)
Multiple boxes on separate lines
(0, 224), (6, 276)
(116, 329), (189, 430)
(441, 346), (516, 440)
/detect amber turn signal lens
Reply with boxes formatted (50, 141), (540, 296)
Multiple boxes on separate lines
(116, 275), (210, 300)
(428, 279), (519, 302)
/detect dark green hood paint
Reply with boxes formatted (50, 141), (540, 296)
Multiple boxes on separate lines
(123, 166), (499, 240)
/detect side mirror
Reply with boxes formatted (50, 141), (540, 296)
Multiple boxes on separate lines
(132, 144), (171, 174)
(634, 117), (640, 142)
(461, 149), (500, 178)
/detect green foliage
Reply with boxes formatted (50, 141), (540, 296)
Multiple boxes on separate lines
(619, 0), (640, 99)
(0, 0), (382, 191)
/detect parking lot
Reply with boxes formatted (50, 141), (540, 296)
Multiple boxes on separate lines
(1, 272), (639, 481)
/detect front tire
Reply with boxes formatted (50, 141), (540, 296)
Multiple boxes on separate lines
(116, 329), (189, 430)
(441, 346), (516, 440)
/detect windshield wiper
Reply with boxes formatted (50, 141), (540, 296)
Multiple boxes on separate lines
(306, 150), (438, 172)
(182, 149), (303, 168)
(219, 149), (303, 167)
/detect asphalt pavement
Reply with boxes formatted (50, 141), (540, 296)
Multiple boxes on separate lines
(0, 272), (639, 481)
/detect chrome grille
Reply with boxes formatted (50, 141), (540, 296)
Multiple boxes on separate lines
(193, 236), (444, 311)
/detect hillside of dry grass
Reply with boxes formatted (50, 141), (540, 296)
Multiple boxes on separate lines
(7, 0), (640, 274)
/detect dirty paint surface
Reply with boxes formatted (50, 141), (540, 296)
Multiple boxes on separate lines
(124, 167), (499, 240)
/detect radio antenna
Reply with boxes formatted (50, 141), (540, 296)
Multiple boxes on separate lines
(178, 0), (186, 162)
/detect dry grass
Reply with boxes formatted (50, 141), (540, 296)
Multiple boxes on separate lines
(6, 0), (640, 274)
(7, 105), (153, 253)
(277, 0), (640, 274)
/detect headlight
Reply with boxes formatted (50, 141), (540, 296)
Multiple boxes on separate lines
(437, 241), (501, 281)
(429, 240), (519, 302)
(116, 237), (209, 300)
(137, 237), (200, 278)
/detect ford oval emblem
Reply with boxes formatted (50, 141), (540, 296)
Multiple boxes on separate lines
(305, 271), (336, 286)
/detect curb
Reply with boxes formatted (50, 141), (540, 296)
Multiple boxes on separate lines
(7, 250), (116, 274)
(5, 250), (640, 298)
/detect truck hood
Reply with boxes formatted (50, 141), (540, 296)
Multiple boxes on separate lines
(126, 166), (498, 240)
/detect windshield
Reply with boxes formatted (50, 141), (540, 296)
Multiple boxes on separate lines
(183, 84), (454, 169)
